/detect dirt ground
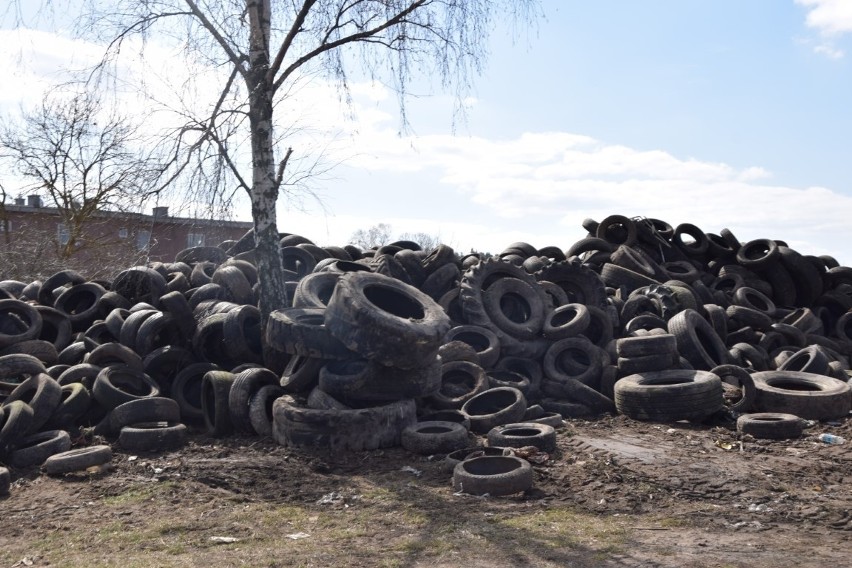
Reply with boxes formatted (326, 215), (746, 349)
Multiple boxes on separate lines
(2, 412), (852, 568)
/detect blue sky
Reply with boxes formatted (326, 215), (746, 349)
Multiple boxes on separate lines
(1, 0), (851, 261)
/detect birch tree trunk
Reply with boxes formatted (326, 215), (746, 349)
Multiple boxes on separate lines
(247, 0), (288, 337)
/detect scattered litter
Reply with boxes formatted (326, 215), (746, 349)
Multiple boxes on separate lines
(286, 532), (310, 540)
(127, 456), (138, 462)
(317, 492), (344, 505)
(210, 536), (239, 544)
(714, 440), (734, 450)
(748, 503), (772, 513)
(665, 428), (676, 434)
(817, 433), (846, 445)
(401, 465), (422, 477)
(11, 557), (36, 567)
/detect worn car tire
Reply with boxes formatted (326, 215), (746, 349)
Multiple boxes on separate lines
(452, 455), (533, 496)
(736, 413), (804, 440)
(752, 370), (851, 420)
(325, 272), (450, 369)
(614, 370), (723, 422)
(486, 422), (557, 452)
(272, 395), (416, 451)
(401, 420), (470, 455)
(44, 445), (112, 475)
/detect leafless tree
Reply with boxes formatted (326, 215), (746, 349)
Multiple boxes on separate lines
(62, 0), (539, 329)
(0, 89), (158, 259)
(349, 222), (392, 250)
(398, 231), (442, 251)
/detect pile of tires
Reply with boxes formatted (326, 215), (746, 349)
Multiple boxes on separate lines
(2, 216), (852, 495)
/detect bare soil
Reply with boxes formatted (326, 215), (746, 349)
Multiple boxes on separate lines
(2, 413), (852, 567)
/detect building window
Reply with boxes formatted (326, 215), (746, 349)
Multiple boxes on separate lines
(57, 223), (70, 245)
(136, 230), (151, 250)
(118, 227), (128, 239)
(187, 232), (205, 247)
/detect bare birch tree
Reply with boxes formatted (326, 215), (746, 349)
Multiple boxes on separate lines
(66, 0), (539, 328)
(0, 89), (158, 259)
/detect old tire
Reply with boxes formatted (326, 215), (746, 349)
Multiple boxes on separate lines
(452, 455), (533, 496)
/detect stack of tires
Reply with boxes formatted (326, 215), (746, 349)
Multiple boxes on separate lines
(268, 271), (450, 451)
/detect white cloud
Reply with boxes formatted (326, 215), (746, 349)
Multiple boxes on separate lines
(796, 0), (852, 58)
(814, 43), (845, 58)
(2, 27), (851, 261)
(797, 0), (852, 35)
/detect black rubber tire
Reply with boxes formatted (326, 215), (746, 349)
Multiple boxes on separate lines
(487, 422), (557, 452)
(672, 223), (709, 257)
(420, 262), (461, 301)
(444, 325), (500, 369)
(45, 382), (92, 429)
(53, 282), (105, 332)
(736, 413), (804, 440)
(427, 360), (490, 410)
(158, 291), (196, 342)
(319, 356), (442, 402)
(170, 362), (218, 423)
(201, 370), (236, 437)
(212, 265), (254, 305)
(143, 346), (197, 397)
(221, 304), (263, 365)
(438, 341), (481, 365)
(8, 429), (72, 468)
(535, 259), (608, 308)
(418, 409), (471, 431)
(176, 245), (228, 265)
(134, 312), (183, 357)
(111, 267), (167, 307)
(494, 357), (543, 399)
(668, 309), (731, 370)
(526, 412), (565, 428)
(110, 397), (181, 432)
(292, 272), (341, 308)
(542, 303), (590, 340)
(227, 367), (279, 434)
(596, 215), (637, 247)
(752, 370), (851, 420)
(539, 398), (595, 418)
(777, 345), (831, 376)
(0, 299), (42, 349)
(401, 420), (470, 455)
(279, 355), (323, 393)
(280, 246), (318, 278)
(3, 373), (62, 434)
(44, 444), (113, 475)
(736, 239), (779, 270)
(609, 245), (666, 281)
(480, 277), (547, 340)
(38, 270), (85, 307)
(601, 263), (662, 292)
(543, 337), (604, 386)
(710, 364), (756, 413)
(118, 422), (188, 452)
(0, 400), (35, 456)
(614, 370), (723, 422)
(35, 305), (73, 351)
(616, 334), (677, 358)
(616, 352), (679, 375)
(272, 395), (416, 451)
(266, 307), (353, 360)
(248, 384), (285, 437)
(487, 370), (531, 396)
(539, 377), (616, 414)
(86, 342), (143, 370)
(461, 386), (527, 434)
(92, 365), (160, 410)
(452, 455), (533, 496)
(325, 272), (450, 369)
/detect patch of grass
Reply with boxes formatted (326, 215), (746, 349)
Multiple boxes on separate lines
(500, 506), (628, 553)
